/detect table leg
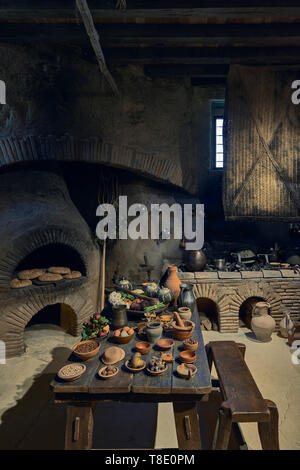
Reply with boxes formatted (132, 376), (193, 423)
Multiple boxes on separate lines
(258, 399), (280, 450)
(173, 402), (202, 450)
(65, 403), (95, 450)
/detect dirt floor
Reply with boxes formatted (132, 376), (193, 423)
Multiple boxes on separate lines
(0, 324), (299, 450)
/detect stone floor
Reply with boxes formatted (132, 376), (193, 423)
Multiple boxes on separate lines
(0, 324), (299, 450)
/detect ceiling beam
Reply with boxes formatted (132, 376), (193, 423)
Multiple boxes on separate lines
(144, 64), (229, 78)
(1, 23), (300, 48)
(1, 3), (300, 23)
(104, 46), (300, 65)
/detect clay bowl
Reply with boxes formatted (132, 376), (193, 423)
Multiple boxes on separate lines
(114, 330), (135, 344)
(146, 365), (168, 376)
(72, 339), (100, 361)
(160, 352), (174, 363)
(156, 338), (175, 350)
(135, 341), (151, 355)
(179, 350), (197, 364)
(159, 314), (173, 323)
(177, 363), (197, 380)
(172, 321), (195, 341)
(58, 363), (86, 381)
(98, 366), (119, 380)
(172, 319), (195, 331)
(182, 338), (199, 351)
(125, 359), (146, 373)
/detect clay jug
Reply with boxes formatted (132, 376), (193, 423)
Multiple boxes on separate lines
(146, 321), (163, 343)
(165, 265), (181, 306)
(279, 310), (294, 338)
(251, 301), (276, 342)
(178, 283), (197, 312)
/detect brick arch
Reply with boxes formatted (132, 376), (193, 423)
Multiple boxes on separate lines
(229, 281), (281, 318)
(2, 291), (95, 357)
(193, 283), (231, 329)
(0, 135), (193, 192)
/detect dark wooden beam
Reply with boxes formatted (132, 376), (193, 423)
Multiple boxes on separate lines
(144, 64), (229, 78)
(1, 23), (300, 48)
(105, 46), (300, 65)
(1, 2), (300, 23)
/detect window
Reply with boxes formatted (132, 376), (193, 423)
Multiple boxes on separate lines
(211, 100), (225, 169)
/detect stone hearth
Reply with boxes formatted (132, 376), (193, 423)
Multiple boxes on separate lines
(179, 270), (300, 333)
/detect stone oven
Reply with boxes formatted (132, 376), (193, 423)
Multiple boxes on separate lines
(0, 169), (100, 357)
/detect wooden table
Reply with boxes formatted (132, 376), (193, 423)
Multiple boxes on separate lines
(50, 308), (211, 450)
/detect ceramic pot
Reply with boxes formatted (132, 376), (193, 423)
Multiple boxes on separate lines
(157, 287), (174, 304)
(279, 311), (294, 338)
(178, 283), (196, 312)
(178, 307), (192, 321)
(145, 282), (159, 298)
(251, 301), (276, 342)
(112, 305), (128, 330)
(165, 265), (181, 305)
(184, 250), (206, 271)
(146, 321), (163, 343)
(118, 278), (132, 290)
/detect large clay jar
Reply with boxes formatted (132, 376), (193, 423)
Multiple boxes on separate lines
(251, 301), (276, 342)
(146, 321), (163, 343)
(184, 250), (206, 271)
(165, 265), (181, 306)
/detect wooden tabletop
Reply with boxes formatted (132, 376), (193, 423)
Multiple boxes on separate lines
(50, 307), (211, 399)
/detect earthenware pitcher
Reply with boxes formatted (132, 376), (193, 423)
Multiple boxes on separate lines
(178, 283), (197, 312)
(251, 301), (276, 342)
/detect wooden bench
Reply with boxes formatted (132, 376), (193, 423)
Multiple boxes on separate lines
(205, 341), (279, 450)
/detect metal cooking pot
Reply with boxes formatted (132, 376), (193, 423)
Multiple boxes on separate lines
(231, 250), (256, 265)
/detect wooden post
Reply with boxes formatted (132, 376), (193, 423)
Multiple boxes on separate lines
(258, 399), (280, 450)
(65, 403), (94, 450)
(173, 402), (202, 450)
(214, 403), (232, 450)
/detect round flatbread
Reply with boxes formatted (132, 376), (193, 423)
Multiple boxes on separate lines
(48, 266), (71, 275)
(10, 278), (32, 288)
(64, 270), (82, 279)
(17, 269), (45, 280)
(38, 273), (63, 282)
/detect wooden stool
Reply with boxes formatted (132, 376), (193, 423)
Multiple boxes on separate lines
(205, 341), (279, 450)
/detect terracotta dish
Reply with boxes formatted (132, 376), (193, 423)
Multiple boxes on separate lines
(135, 341), (151, 355)
(114, 328), (135, 344)
(101, 346), (125, 365)
(98, 365), (119, 379)
(156, 338), (175, 350)
(58, 363), (86, 381)
(125, 359), (146, 373)
(172, 320), (195, 340)
(177, 363), (197, 379)
(146, 365), (168, 376)
(179, 350), (197, 364)
(160, 352), (174, 363)
(72, 339), (100, 361)
(183, 338), (198, 351)
(159, 314), (173, 323)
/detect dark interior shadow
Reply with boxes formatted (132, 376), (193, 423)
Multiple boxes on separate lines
(0, 346), (72, 450)
(0, 346), (158, 450)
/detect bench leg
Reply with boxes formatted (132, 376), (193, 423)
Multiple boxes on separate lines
(173, 402), (202, 450)
(258, 399), (279, 450)
(65, 403), (94, 450)
(214, 405), (232, 450)
(205, 343), (213, 372)
(237, 343), (246, 360)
